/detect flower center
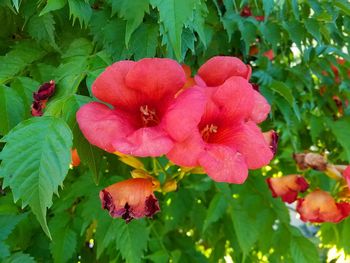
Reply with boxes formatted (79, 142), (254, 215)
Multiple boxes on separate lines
(140, 105), (159, 127)
(200, 124), (218, 142)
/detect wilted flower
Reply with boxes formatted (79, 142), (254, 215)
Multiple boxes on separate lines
(263, 130), (279, 155)
(31, 100), (44, 117)
(77, 58), (204, 157)
(266, 175), (309, 203)
(296, 190), (350, 223)
(293, 152), (327, 171)
(100, 178), (160, 222)
(167, 56), (273, 183)
(343, 165), (350, 190)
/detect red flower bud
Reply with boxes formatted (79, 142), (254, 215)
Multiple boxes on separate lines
(100, 178), (160, 222)
(33, 80), (55, 101)
(240, 6), (252, 17)
(267, 175), (309, 203)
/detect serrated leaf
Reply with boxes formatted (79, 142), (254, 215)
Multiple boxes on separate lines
(115, 220), (150, 263)
(203, 193), (228, 232)
(151, 0), (196, 60)
(68, 0), (92, 27)
(260, 22), (281, 49)
(130, 23), (158, 60)
(283, 20), (306, 50)
(49, 214), (77, 263)
(230, 204), (259, 254)
(290, 236), (320, 263)
(0, 41), (46, 84)
(270, 80), (294, 107)
(27, 13), (56, 46)
(40, 0), (67, 16)
(0, 117), (73, 238)
(111, 0), (149, 46)
(0, 85), (25, 135)
(3, 252), (36, 263)
(0, 213), (27, 259)
(239, 20), (257, 54)
(10, 77), (40, 112)
(328, 117), (350, 161)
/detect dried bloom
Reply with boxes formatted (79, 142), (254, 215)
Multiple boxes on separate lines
(267, 175), (309, 203)
(33, 80), (55, 101)
(31, 100), (44, 117)
(293, 152), (327, 171)
(297, 190), (350, 223)
(77, 58), (205, 157)
(100, 178), (160, 222)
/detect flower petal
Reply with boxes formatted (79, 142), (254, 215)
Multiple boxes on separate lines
(166, 131), (204, 167)
(113, 126), (173, 157)
(76, 102), (134, 152)
(216, 121), (273, 169)
(100, 178), (160, 222)
(92, 61), (142, 109)
(212, 76), (255, 121)
(250, 90), (271, 123)
(197, 56), (251, 86)
(163, 87), (206, 142)
(198, 145), (248, 184)
(126, 58), (186, 101)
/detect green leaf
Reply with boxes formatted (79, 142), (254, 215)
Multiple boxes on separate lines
(269, 80), (294, 107)
(283, 20), (306, 50)
(68, 0), (92, 27)
(0, 213), (27, 259)
(0, 41), (46, 84)
(115, 220), (150, 263)
(10, 77), (40, 113)
(27, 13), (56, 46)
(40, 0), (67, 16)
(0, 117), (73, 238)
(203, 193), (228, 232)
(49, 214), (77, 263)
(151, 0), (196, 60)
(260, 22), (281, 49)
(230, 204), (259, 254)
(130, 23), (159, 60)
(305, 18), (322, 43)
(111, 0), (150, 46)
(239, 20), (257, 54)
(11, 0), (20, 12)
(0, 85), (25, 135)
(334, 0), (350, 16)
(3, 252), (36, 263)
(290, 236), (320, 263)
(262, 0), (274, 19)
(328, 117), (350, 161)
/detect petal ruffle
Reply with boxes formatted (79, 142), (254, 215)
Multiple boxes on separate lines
(163, 87), (206, 142)
(215, 121), (273, 169)
(166, 131), (204, 167)
(113, 126), (173, 157)
(126, 58), (186, 101)
(249, 90), (271, 123)
(198, 145), (248, 184)
(212, 76), (255, 121)
(92, 61), (142, 109)
(76, 102), (134, 152)
(197, 56), (251, 86)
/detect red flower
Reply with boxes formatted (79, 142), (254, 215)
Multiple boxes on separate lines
(263, 49), (274, 60)
(267, 175), (309, 203)
(77, 58), (204, 157)
(343, 165), (350, 190)
(240, 6), (252, 17)
(167, 56), (273, 183)
(255, 16), (265, 21)
(297, 190), (350, 223)
(100, 178), (160, 222)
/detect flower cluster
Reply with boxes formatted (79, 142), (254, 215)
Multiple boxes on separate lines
(77, 57), (275, 221)
(31, 80), (55, 116)
(267, 153), (350, 223)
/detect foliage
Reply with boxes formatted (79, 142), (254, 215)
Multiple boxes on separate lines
(0, 0), (350, 262)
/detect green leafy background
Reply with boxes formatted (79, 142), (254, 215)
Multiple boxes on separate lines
(0, 0), (350, 262)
